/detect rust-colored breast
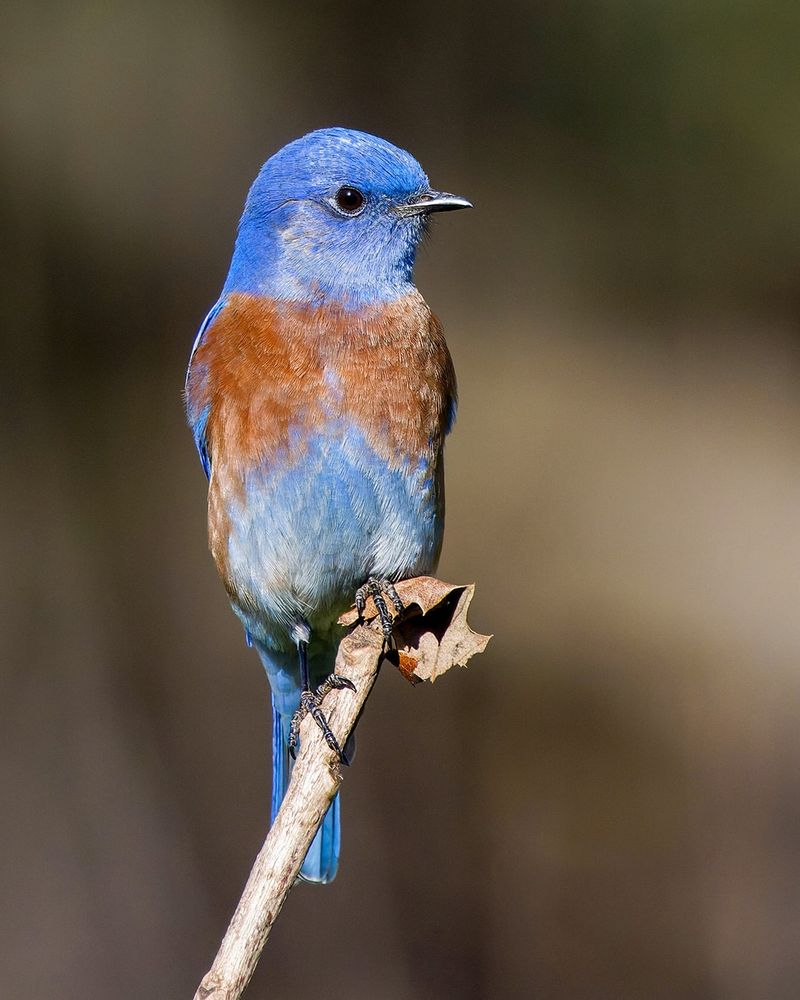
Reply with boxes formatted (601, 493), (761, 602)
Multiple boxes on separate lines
(186, 291), (457, 487)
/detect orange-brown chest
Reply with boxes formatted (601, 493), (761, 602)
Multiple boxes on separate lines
(186, 292), (456, 479)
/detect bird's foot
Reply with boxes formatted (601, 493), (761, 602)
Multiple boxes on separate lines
(355, 577), (404, 641)
(288, 674), (356, 763)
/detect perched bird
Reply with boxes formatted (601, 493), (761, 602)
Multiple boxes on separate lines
(185, 127), (470, 882)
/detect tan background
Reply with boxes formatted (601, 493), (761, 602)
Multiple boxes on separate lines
(3, 3), (800, 998)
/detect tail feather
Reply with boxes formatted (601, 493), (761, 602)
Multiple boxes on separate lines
(301, 792), (340, 883)
(270, 703), (289, 825)
(271, 699), (340, 883)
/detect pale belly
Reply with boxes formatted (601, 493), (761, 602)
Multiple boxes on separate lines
(214, 429), (444, 648)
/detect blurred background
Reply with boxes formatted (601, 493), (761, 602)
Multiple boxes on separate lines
(3, 2), (800, 998)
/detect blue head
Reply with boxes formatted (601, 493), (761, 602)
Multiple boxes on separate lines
(223, 128), (471, 307)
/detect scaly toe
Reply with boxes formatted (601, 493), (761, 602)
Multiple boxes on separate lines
(355, 577), (405, 640)
(288, 678), (355, 764)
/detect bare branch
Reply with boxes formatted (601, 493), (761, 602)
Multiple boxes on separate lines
(192, 579), (490, 1000)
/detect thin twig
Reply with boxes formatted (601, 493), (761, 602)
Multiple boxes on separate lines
(192, 578), (490, 1000)
(192, 624), (383, 1000)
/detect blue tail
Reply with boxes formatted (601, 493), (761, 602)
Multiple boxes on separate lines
(271, 701), (340, 883)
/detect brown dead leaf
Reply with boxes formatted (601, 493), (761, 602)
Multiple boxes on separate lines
(338, 577), (491, 684)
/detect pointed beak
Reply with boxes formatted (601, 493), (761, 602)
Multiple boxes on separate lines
(395, 190), (473, 217)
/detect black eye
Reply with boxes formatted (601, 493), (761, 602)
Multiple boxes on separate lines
(334, 186), (365, 214)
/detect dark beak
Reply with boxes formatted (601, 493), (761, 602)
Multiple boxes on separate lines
(395, 190), (473, 217)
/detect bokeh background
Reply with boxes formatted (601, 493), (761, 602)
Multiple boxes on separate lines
(3, 3), (800, 998)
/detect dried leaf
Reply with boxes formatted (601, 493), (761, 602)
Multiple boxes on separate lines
(338, 577), (492, 684)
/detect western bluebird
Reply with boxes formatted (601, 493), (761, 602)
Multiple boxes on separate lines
(185, 127), (470, 882)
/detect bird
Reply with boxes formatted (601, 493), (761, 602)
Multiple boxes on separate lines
(184, 127), (471, 883)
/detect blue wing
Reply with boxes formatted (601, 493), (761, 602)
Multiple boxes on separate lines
(185, 298), (227, 479)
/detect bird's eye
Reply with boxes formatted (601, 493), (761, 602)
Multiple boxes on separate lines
(334, 186), (365, 214)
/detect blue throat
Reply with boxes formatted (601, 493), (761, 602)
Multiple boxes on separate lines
(223, 205), (422, 308)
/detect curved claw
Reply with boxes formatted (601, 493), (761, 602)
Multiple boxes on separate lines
(318, 673), (356, 695)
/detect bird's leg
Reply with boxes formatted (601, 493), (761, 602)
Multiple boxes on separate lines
(288, 639), (355, 764)
(299, 634), (311, 691)
(355, 577), (404, 641)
